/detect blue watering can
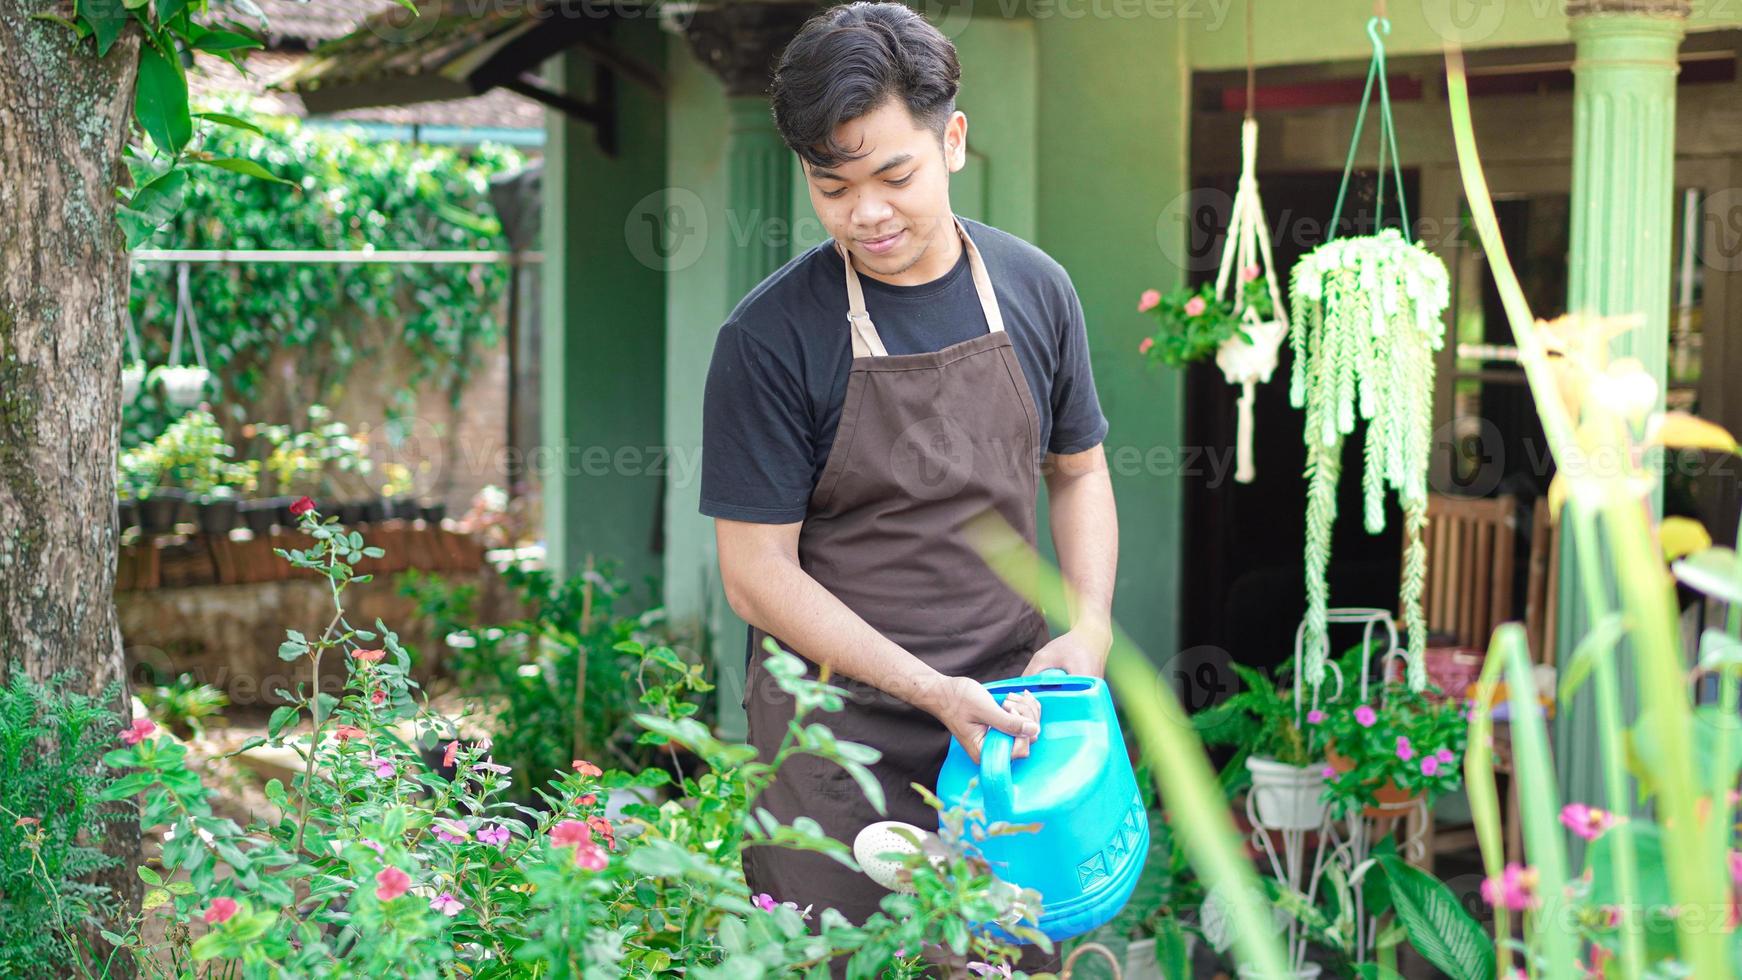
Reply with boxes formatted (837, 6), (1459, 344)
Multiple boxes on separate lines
(935, 669), (1148, 943)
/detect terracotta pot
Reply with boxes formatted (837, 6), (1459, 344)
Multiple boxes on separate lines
(1326, 745), (1420, 818)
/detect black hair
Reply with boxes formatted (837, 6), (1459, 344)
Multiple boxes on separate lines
(770, 2), (961, 170)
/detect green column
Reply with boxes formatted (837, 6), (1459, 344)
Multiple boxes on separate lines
(681, 2), (816, 738)
(1555, 0), (1687, 834)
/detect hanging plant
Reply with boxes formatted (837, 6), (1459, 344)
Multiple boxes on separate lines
(1289, 17), (1450, 689)
(1141, 110), (1291, 483)
(1137, 271), (1274, 367)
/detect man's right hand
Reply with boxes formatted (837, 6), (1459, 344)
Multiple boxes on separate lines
(918, 675), (1041, 765)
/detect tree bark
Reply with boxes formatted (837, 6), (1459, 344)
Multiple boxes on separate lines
(0, 2), (142, 967)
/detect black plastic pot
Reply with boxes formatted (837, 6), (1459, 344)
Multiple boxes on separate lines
(386, 496), (417, 520)
(419, 501), (447, 524)
(337, 499), (369, 527)
(137, 489), (190, 535)
(276, 496), (308, 527)
(117, 498), (139, 534)
(239, 498), (279, 536)
(363, 496), (389, 524)
(198, 496), (241, 536)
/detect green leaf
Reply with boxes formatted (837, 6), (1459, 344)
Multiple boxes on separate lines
(117, 167), (187, 249)
(190, 28), (260, 52)
(155, 0), (188, 21)
(1673, 547), (1742, 606)
(198, 156), (292, 185)
(134, 37), (192, 155)
(1377, 855), (1495, 980)
(267, 705), (299, 738)
(193, 111), (264, 136)
(1558, 613), (1625, 702)
(137, 865), (164, 886)
(80, 0), (128, 55)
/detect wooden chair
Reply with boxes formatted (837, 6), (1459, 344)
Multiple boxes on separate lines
(1409, 494), (1563, 870)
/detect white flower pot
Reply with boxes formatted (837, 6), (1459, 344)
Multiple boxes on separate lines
(1239, 963), (1321, 980)
(1124, 934), (1199, 980)
(1245, 756), (1329, 831)
(155, 365), (210, 409)
(121, 363), (145, 403)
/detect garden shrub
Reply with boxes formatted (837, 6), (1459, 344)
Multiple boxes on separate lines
(53, 504), (1049, 978)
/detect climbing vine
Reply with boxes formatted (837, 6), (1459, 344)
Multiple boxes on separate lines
(124, 101), (525, 443)
(1288, 228), (1449, 689)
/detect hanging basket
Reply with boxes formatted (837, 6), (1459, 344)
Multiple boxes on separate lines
(1287, 18), (1449, 690)
(152, 364), (211, 409)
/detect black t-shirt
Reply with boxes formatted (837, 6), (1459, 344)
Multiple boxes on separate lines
(700, 215), (1108, 524)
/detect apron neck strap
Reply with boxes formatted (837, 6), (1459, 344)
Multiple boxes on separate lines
(835, 215), (1005, 359)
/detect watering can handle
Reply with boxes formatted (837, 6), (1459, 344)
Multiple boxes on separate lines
(977, 669), (1063, 821)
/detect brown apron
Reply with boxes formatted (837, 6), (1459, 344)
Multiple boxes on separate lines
(741, 216), (1056, 969)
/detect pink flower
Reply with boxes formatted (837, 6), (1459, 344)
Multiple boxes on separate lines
(967, 963), (1014, 978)
(374, 866), (410, 901)
(1480, 863), (1539, 912)
(1183, 296), (1207, 317)
(289, 496), (316, 517)
(1239, 263), (1261, 283)
(360, 839), (386, 856)
(433, 819), (470, 844)
(443, 740), (460, 768)
(1420, 756), (1440, 776)
(371, 689), (386, 705)
(1137, 289), (1161, 313)
(1395, 736), (1414, 761)
(333, 725), (366, 742)
(573, 842), (608, 871)
(752, 892), (778, 912)
(471, 758), (510, 775)
(1436, 748), (1455, 764)
(351, 648), (385, 663)
(429, 892), (463, 917)
(477, 824), (511, 847)
(575, 793), (597, 807)
(1730, 850), (1742, 888)
(203, 896), (238, 924)
(572, 760), (602, 778)
(1353, 704), (1377, 728)
(1306, 709), (1326, 724)
(120, 718), (157, 746)
(1321, 765), (1336, 780)
(365, 756), (395, 779)
(1560, 803), (1622, 842)
(551, 820), (592, 848)
(1138, 336), (1155, 355)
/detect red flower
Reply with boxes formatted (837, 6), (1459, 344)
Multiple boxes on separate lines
(333, 725), (366, 741)
(351, 648), (385, 663)
(120, 717), (157, 746)
(550, 820), (592, 847)
(575, 793), (596, 807)
(571, 760), (602, 778)
(370, 689), (386, 705)
(443, 739), (460, 768)
(375, 866), (411, 901)
(289, 496), (316, 517)
(203, 897), (239, 924)
(587, 815), (616, 849)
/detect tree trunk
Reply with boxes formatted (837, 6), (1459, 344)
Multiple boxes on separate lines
(0, 2), (142, 967)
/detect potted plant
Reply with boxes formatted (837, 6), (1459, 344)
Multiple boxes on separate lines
(1315, 646), (1467, 820)
(1193, 662), (1331, 831)
(1138, 272), (1276, 368)
(149, 364), (210, 411)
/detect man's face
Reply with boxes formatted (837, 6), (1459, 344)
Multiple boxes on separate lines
(804, 99), (967, 285)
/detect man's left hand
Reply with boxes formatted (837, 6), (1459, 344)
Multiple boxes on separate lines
(1022, 623), (1111, 678)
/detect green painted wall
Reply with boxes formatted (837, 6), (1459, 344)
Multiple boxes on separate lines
(540, 25), (669, 592)
(1188, 0), (1742, 70)
(1034, 11), (1191, 667)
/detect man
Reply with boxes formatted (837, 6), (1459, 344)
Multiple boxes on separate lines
(699, 0), (1119, 958)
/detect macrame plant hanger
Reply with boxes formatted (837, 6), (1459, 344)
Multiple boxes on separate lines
(1287, 8), (1449, 691)
(122, 309), (146, 403)
(159, 261), (212, 410)
(1212, 0), (1290, 484)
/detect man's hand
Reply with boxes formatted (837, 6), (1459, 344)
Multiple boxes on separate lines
(1022, 623), (1112, 678)
(917, 675), (1041, 764)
